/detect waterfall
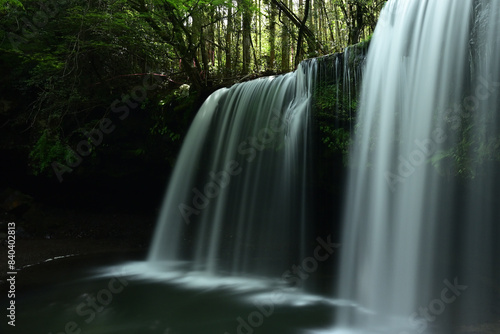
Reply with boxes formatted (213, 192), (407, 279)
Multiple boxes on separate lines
(148, 61), (317, 278)
(334, 0), (500, 333)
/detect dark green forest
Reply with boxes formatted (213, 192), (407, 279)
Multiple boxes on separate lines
(0, 0), (385, 187)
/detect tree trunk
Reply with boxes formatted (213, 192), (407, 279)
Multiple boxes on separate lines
(225, 6), (233, 76)
(269, 0), (277, 70)
(241, 0), (252, 74)
(295, 0), (310, 66)
(271, 0), (324, 55)
(281, 0), (290, 72)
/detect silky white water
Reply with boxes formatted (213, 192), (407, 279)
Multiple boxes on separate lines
(334, 0), (500, 332)
(148, 61), (317, 278)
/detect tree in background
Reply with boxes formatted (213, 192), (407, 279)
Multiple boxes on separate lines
(0, 0), (387, 178)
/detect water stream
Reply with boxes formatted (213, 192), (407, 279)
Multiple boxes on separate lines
(148, 60), (317, 278)
(332, 0), (500, 332)
(7, 1), (500, 333)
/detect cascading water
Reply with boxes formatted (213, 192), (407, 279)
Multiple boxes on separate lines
(333, 0), (500, 333)
(148, 61), (317, 278)
(13, 1), (500, 333)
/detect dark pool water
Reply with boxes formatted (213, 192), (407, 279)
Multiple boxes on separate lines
(8, 260), (340, 334)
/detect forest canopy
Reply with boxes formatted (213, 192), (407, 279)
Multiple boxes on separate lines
(0, 0), (386, 178)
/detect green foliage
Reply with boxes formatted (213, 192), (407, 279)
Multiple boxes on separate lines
(0, 0), (178, 175)
(150, 123), (181, 142)
(359, 33), (373, 47)
(150, 91), (196, 139)
(164, 0), (232, 11)
(314, 83), (357, 116)
(319, 125), (351, 156)
(431, 107), (500, 179)
(0, 0), (23, 11)
(29, 130), (69, 175)
(313, 80), (357, 164)
(0, 0), (387, 179)
(315, 84), (338, 110)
